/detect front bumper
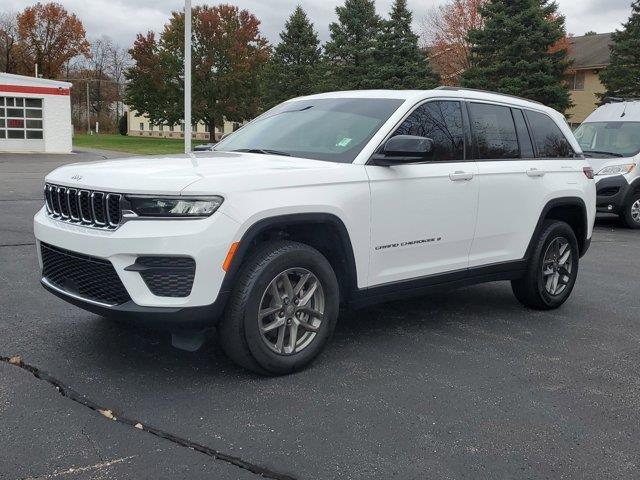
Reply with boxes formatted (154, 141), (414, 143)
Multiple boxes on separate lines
(595, 175), (632, 214)
(34, 207), (240, 327)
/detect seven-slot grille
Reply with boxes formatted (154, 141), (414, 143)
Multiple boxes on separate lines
(44, 183), (122, 228)
(41, 242), (131, 306)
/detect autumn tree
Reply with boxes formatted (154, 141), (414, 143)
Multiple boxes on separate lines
(0, 12), (19, 73)
(324, 0), (381, 90)
(262, 6), (323, 107)
(421, 0), (484, 86)
(16, 2), (90, 78)
(126, 5), (269, 140)
(461, 0), (572, 112)
(600, 0), (640, 99)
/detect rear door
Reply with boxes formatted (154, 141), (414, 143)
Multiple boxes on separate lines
(366, 99), (479, 286)
(468, 103), (579, 267)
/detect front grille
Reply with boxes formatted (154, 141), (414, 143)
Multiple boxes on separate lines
(41, 242), (131, 306)
(44, 183), (122, 229)
(127, 256), (196, 298)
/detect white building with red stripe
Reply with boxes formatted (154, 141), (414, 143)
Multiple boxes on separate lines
(0, 73), (72, 153)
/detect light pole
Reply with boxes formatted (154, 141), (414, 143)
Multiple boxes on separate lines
(184, 0), (192, 154)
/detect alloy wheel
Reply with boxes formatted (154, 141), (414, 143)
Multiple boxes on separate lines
(258, 268), (325, 355)
(631, 199), (640, 224)
(541, 237), (573, 296)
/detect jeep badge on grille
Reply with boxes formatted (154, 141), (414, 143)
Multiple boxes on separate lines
(71, 174), (83, 180)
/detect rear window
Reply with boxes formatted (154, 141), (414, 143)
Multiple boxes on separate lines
(469, 103), (519, 159)
(525, 110), (574, 158)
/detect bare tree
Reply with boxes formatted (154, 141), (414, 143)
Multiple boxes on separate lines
(107, 43), (131, 120)
(0, 12), (18, 73)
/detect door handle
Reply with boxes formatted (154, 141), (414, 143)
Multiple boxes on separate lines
(449, 171), (474, 181)
(526, 168), (546, 177)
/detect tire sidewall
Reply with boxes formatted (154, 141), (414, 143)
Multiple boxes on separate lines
(242, 246), (339, 374)
(534, 223), (580, 308)
(623, 193), (640, 229)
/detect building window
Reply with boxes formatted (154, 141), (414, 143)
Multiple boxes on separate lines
(169, 125), (174, 132)
(159, 124), (164, 132)
(180, 124), (185, 132)
(0, 96), (43, 140)
(139, 122), (144, 131)
(564, 71), (585, 91)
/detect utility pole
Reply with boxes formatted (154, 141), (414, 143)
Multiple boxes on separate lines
(184, 0), (192, 154)
(86, 81), (91, 135)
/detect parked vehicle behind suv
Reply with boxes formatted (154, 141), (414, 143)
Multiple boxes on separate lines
(574, 99), (640, 228)
(35, 87), (596, 375)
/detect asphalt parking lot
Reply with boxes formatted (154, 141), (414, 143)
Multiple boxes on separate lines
(1, 151), (639, 480)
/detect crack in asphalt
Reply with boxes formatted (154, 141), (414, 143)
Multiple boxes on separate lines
(1, 355), (298, 480)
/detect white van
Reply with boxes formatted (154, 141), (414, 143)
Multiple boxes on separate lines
(574, 99), (640, 228)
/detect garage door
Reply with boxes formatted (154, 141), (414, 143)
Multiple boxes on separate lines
(0, 96), (44, 152)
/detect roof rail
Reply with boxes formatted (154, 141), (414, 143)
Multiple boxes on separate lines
(604, 97), (640, 104)
(435, 86), (544, 106)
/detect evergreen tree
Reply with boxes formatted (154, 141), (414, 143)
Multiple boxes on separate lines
(263, 6), (322, 107)
(371, 0), (440, 89)
(323, 0), (381, 90)
(461, 0), (572, 112)
(600, 1), (640, 100)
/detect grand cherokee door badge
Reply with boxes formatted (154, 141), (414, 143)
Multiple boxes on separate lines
(375, 236), (442, 251)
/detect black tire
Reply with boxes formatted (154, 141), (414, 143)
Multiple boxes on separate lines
(511, 220), (580, 310)
(218, 240), (339, 375)
(620, 193), (640, 229)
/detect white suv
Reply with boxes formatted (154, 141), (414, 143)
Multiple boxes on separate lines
(34, 88), (596, 374)
(574, 99), (640, 228)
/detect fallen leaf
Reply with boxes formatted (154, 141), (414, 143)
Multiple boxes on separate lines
(134, 423), (143, 430)
(99, 409), (115, 420)
(8, 356), (21, 366)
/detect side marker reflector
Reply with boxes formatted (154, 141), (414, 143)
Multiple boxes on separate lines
(222, 242), (239, 272)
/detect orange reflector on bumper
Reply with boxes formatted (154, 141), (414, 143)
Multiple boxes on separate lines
(222, 242), (239, 272)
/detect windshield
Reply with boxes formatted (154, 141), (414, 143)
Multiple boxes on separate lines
(214, 98), (405, 163)
(574, 121), (640, 158)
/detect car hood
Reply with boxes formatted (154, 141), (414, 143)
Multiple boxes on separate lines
(45, 151), (344, 195)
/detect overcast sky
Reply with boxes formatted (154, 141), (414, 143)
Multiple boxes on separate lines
(3, 0), (635, 48)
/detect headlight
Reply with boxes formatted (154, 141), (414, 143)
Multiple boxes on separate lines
(126, 196), (223, 217)
(596, 164), (635, 176)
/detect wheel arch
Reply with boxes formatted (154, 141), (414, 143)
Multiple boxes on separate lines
(221, 213), (358, 304)
(525, 197), (590, 259)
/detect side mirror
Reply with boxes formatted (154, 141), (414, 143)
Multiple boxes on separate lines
(373, 135), (434, 166)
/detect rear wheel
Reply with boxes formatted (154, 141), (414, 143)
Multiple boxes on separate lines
(620, 193), (640, 229)
(512, 220), (579, 310)
(218, 240), (339, 375)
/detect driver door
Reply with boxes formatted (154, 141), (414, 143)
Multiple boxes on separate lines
(365, 100), (479, 287)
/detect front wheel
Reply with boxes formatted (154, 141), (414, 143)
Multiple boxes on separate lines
(218, 241), (339, 375)
(511, 220), (580, 310)
(620, 193), (640, 229)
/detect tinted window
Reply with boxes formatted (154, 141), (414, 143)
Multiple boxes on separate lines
(469, 103), (519, 159)
(525, 110), (574, 158)
(392, 101), (465, 161)
(512, 109), (535, 158)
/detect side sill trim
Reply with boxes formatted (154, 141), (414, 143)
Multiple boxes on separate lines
(349, 260), (527, 309)
(41, 277), (117, 308)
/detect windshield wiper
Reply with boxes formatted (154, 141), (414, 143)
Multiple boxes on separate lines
(583, 150), (624, 158)
(232, 148), (291, 157)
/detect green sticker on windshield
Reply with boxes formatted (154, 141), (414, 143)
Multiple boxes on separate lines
(337, 137), (352, 147)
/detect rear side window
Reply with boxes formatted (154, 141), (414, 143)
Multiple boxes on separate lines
(525, 110), (574, 158)
(392, 100), (465, 161)
(512, 109), (535, 158)
(468, 103), (519, 159)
